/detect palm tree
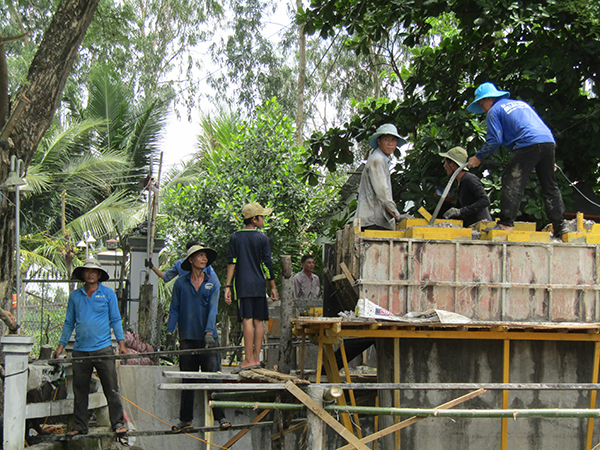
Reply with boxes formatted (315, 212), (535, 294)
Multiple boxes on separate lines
(20, 66), (168, 278)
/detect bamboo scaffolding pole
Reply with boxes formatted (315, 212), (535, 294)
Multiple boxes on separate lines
(210, 401), (600, 418)
(164, 382), (600, 391)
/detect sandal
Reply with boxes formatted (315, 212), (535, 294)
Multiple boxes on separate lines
(219, 418), (232, 430)
(114, 424), (127, 435)
(171, 421), (193, 434)
(232, 364), (260, 374)
(66, 429), (87, 436)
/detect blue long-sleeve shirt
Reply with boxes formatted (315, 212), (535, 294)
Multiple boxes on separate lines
(164, 258), (215, 283)
(166, 270), (220, 339)
(475, 97), (555, 160)
(58, 283), (125, 351)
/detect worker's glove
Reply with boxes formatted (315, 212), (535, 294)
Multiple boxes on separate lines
(144, 259), (154, 269)
(443, 208), (461, 219)
(397, 213), (412, 221)
(204, 334), (216, 348)
(165, 334), (175, 350)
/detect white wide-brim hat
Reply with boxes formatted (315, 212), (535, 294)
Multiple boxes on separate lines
(368, 123), (407, 149)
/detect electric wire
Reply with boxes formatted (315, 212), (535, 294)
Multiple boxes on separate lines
(556, 164), (600, 209)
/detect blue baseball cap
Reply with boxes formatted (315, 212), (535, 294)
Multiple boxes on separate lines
(368, 123), (407, 149)
(467, 82), (510, 114)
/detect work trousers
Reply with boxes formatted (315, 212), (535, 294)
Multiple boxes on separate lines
(72, 346), (124, 433)
(179, 339), (225, 423)
(499, 142), (565, 229)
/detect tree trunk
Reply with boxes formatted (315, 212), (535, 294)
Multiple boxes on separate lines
(295, 0), (306, 147)
(0, 0), (100, 310)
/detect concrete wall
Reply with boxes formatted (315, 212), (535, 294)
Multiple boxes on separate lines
(377, 338), (600, 450)
(118, 365), (277, 450)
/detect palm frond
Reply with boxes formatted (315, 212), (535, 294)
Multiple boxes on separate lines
(66, 190), (147, 241)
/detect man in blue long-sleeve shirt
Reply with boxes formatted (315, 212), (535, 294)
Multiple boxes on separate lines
(166, 245), (230, 432)
(467, 82), (568, 238)
(54, 258), (127, 436)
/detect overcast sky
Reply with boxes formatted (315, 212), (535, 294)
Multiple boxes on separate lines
(158, 4), (294, 174)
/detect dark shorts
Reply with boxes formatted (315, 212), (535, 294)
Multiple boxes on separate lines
(237, 296), (269, 321)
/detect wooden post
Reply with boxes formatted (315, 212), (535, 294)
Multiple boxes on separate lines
(305, 385), (326, 450)
(279, 255), (294, 375)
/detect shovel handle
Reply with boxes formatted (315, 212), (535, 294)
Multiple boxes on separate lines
(429, 161), (469, 225)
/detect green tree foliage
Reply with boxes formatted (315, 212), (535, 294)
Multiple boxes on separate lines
(2, 0), (223, 113)
(19, 67), (167, 277)
(299, 0), (600, 225)
(161, 99), (337, 280)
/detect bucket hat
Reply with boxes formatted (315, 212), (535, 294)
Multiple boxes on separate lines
(241, 202), (272, 220)
(439, 147), (469, 171)
(467, 82), (510, 114)
(181, 244), (218, 271)
(368, 123), (407, 149)
(72, 258), (110, 282)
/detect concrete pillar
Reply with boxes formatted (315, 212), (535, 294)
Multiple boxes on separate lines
(2, 334), (34, 450)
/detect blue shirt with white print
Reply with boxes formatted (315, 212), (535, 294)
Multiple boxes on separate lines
(475, 97), (555, 160)
(58, 283), (125, 351)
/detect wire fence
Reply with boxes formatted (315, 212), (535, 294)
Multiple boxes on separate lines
(18, 279), (128, 357)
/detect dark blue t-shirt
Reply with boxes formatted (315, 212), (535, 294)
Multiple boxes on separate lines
(228, 229), (274, 298)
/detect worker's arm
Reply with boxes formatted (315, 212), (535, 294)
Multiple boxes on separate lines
(53, 344), (65, 359)
(269, 279), (279, 302)
(224, 263), (236, 305)
(468, 156), (482, 168)
(145, 259), (165, 280)
(206, 277), (220, 336)
(370, 157), (400, 218)
(117, 340), (127, 355)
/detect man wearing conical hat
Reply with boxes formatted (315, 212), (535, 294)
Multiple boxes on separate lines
(439, 146), (492, 227)
(53, 258), (127, 436)
(355, 123), (407, 231)
(167, 244), (230, 432)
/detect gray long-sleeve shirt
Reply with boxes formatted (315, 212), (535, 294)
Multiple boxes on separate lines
(355, 148), (400, 230)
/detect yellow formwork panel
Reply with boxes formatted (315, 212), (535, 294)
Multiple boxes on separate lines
(586, 234), (600, 244)
(562, 232), (586, 243)
(474, 221), (537, 231)
(405, 226), (472, 240)
(481, 230), (550, 242)
(514, 222), (537, 231)
(362, 230), (406, 238)
(529, 232), (552, 243)
(397, 218), (462, 229)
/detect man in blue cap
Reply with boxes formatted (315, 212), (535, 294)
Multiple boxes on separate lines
(466, 82), (568, 238)
(355, 123), (407, 231)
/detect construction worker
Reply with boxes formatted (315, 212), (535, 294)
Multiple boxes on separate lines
(439, 146), (492, 227)
(293, 254), (320, 301)
(467, 82), (568, 237)
(53, 258), (127, 436)
(224, 202), (278, 373)
(166, 245), (230, 432)
(355, 123), (408, 231)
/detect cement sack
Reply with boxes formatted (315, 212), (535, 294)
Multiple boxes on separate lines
(403, 309), (471, 324)
(355, 298), (405, 322)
